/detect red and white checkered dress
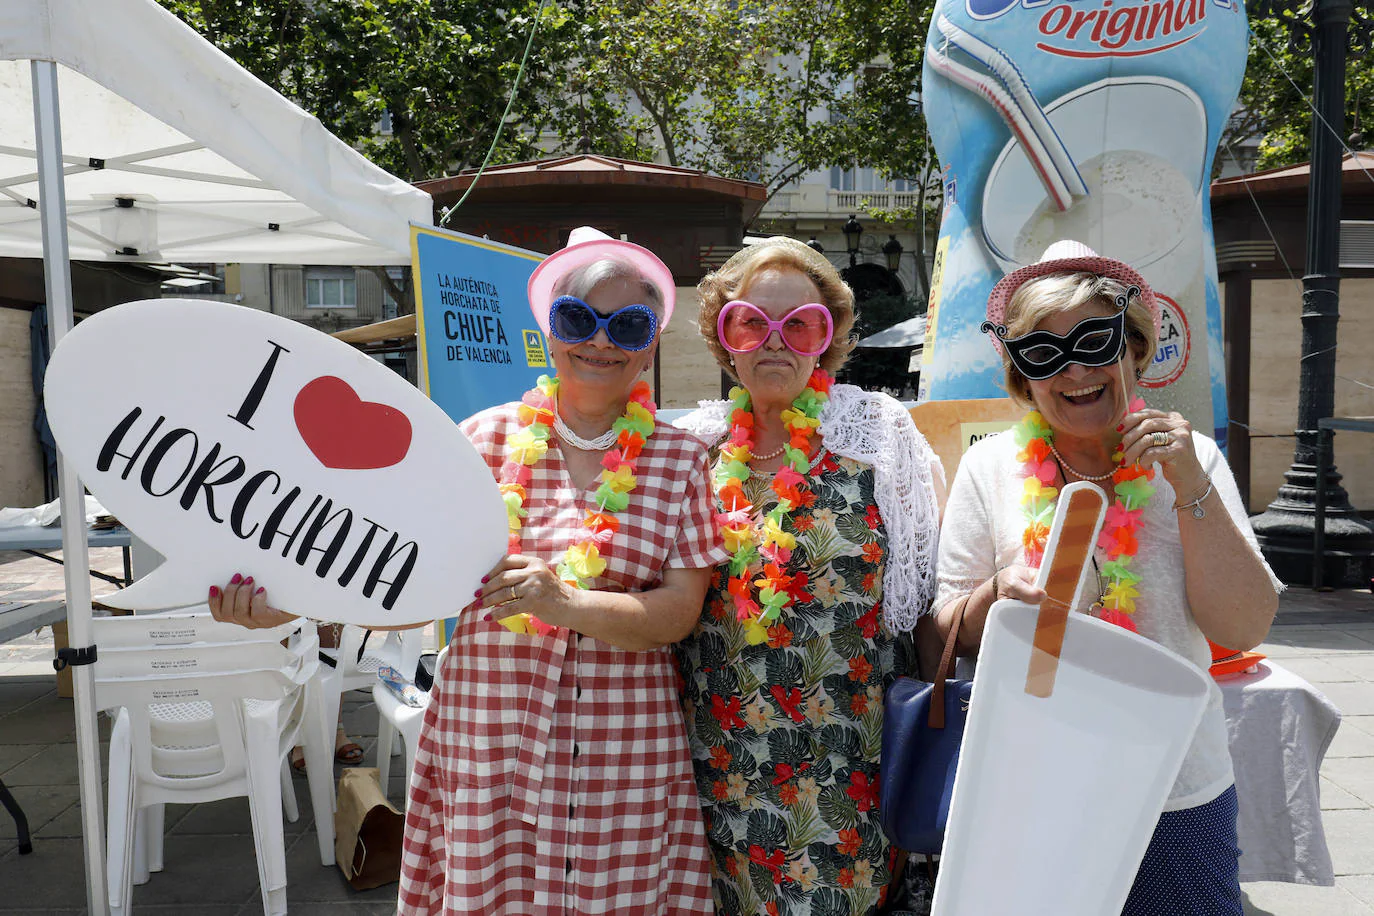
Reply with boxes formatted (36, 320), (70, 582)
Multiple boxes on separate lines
(397, 402), (728, 915)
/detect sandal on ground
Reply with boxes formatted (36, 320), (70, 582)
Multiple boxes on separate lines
(334, 725), (364, 766)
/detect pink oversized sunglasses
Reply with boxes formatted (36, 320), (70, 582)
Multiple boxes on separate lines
(717, 300), (834, 357)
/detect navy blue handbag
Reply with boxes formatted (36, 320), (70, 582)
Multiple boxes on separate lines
(880, 596), (972, 855)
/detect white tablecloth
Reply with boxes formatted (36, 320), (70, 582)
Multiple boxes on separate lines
(1218, 659), (1342, 885)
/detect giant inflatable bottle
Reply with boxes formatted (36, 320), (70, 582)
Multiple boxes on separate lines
(916, 0), (1249, 445)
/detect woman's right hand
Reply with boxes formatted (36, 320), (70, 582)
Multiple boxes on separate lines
(993, 565), (1046, 605)
(207, 573), (298, 629)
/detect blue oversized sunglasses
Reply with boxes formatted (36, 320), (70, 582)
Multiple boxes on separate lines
(548, 296), (659, 351)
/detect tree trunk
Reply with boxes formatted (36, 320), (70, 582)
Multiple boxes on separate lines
(367, 267), (414, 316)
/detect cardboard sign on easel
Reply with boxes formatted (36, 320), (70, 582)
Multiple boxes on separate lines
(43, 299), (507, 627)
(932, 482), (1211, 916)
(907, 398), (1022, 513)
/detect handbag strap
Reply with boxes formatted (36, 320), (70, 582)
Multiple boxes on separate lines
(928, 594), (970, 730)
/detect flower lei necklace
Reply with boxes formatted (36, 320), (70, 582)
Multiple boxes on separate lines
(1013, 399), (1155, 632)
(713, 369), (832, 645)
(497, 374), (657, 635)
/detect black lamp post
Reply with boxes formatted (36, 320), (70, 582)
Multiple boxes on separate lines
(806, 237), (824, 254)
(1248, 0), (1374, 586)
(842, 214), (863, 268)
(882, 234), (903, 274)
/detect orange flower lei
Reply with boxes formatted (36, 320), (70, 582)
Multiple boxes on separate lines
(1013, 401), (1155, 632)
(713, 369), (832, 645)
(497, 375), (656, 636)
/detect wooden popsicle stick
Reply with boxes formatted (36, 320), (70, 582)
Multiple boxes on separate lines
(1025, 482), (1108, 698)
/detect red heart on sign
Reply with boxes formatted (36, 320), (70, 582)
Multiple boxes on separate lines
(293, 376), (412, 470)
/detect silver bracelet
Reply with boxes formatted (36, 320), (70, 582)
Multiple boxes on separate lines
(1173, 476), (1213, 519)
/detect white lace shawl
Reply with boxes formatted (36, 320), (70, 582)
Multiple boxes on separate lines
(675, 384), (943, 633)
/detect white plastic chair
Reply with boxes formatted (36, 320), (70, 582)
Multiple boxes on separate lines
(374, 644), (448, 808)
(317, 625), (424, 766)
(93, 611), (336, 916)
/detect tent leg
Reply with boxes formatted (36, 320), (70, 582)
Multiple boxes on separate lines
(33, 58), (110, 916)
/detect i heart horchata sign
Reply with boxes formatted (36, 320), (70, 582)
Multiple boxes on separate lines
(43, 299), (507, 626)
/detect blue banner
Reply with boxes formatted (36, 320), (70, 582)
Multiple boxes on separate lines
(412, 225), (549, 423)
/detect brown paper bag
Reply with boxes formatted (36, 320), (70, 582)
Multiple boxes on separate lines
(335, 767), (404, 890)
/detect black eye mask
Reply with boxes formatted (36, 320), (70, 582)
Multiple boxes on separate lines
(981, 286), (1137, 381)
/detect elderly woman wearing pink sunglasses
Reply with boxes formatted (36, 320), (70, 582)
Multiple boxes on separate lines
(674, 237), (944, 915)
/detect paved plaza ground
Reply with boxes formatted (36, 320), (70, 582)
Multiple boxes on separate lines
(1, 546), (1371, 914)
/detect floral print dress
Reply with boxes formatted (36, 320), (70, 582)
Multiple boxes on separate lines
(676, 449), (914, 916)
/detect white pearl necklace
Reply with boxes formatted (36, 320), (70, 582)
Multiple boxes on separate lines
(553, 411), (619, 451)
(1046, 440), (1116, 482)
(749, 443), (786, 461)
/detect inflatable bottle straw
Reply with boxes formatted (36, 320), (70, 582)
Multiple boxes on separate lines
(931, 480), (1212, 916)
(917, 0), (1249, 447)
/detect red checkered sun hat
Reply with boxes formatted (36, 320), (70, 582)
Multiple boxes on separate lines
(526, 226), (676, 337)
(984, 240), (1162, 355)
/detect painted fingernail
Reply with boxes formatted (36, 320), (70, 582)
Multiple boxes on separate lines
(480, 575), (490, 584)
(1116, 424), (1124, 432)
(209, 585), (220, 598)
(473, 588), (483, 597)
(243, 576), (254, 587)
(482, 612), (493, 622)
(230, 573), (242, 585)
(255, 587), (265, 595)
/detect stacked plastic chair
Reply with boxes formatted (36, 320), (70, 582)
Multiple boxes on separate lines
(374, 644), (447, 807)
(316, 624), (425, 770)
(92, 609), (336, 916)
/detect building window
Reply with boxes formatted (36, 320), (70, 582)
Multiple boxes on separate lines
(305, 269), (356, 309)
(829, 166), (917, 194)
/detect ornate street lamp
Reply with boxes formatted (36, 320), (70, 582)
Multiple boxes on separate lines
(806, 236), (824, 254)
(842, 214), (863, 268)
(1248, 0), (1374, 586)
(882, 234), (903, 274)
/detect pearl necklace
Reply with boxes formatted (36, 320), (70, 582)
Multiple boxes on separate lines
(748, 443), (786, 461)
(553, 411), (619, 451)
(1046, 439), (1115, 482)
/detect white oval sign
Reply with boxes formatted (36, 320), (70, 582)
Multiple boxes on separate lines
(43, 299), (507, 626)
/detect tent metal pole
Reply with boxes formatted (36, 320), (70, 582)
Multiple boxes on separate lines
(32, 58), (110, 916)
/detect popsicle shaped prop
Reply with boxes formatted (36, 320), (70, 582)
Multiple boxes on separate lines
(931, 481), (1211, 916)
(43, 299), (507, 627)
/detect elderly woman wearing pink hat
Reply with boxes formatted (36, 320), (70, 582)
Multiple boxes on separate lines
(393, 227), (727, 914)
(932, 240), (1282, 915)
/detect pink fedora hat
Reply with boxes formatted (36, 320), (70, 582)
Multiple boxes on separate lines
(984, 240), (1161, 355)
(526, 227), (676, 337)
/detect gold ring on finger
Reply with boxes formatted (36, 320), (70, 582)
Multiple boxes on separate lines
(1151, 431), (1170, 447)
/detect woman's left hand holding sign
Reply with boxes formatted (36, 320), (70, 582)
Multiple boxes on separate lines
(208, 573), (299, 629)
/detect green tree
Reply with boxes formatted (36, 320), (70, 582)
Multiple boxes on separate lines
(157, 0), (575, 182)
(1226, 8), (1374, 171)
(832, 0), (942, 303)
(563, 0), (938, 210)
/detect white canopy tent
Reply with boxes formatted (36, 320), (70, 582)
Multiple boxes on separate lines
(0, 0), (430, 265)
(856, 314), (927, 349)
(1, 1), (432, 911)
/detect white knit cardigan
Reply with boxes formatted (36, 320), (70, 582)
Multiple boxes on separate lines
(674, 384), (943, 633)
